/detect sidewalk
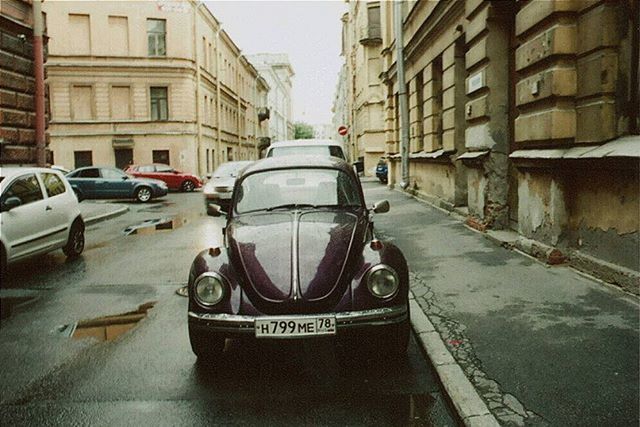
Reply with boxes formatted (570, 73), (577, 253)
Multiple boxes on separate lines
(79, 201), (129, 225)
(363, 181), (639, 426)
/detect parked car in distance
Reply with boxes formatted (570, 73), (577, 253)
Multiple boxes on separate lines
(124, 164), (202, 192)
(265, 139), (347, 161)
(50, 165), (71, 175)
(1, 167), (85, 278)
(376, 158), (388, 183)
(188, 156), (409, 361)
(203, 160), (253, 214)
(66, 166), (168, 203)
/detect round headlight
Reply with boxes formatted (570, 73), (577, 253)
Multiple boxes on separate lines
(366, 265), (399, 299)
(194, 273), (225, 306)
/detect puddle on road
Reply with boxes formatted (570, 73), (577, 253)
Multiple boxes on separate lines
(123, 211), (206, 236)
(123, 216), (187, 235)
(54, 302), (155, 342)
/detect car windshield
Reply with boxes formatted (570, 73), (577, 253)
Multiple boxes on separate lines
(213, 162), (248, 178)
(268, 146), (345, 159)
(235, 168), (362, 214)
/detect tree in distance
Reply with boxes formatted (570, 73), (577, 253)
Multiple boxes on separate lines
(294, 122), (315, 139)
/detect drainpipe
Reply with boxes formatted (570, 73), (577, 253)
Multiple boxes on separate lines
(33, 0), (46, 166)
(193, 2), (203, 176)
(254, 75), (258, 159)
(236, 52), (242, 158)
(394, 0), (409, 189)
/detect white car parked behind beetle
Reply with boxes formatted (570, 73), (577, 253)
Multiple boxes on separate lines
(0, 167), (85, 279)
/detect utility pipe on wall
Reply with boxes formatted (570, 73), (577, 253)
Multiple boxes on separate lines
(33, 0), (46, 166)
(394, 0), (410, 189)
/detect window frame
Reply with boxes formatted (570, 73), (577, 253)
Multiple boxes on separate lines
(149, 86), (169, 121)
(147, 18), (166, 57)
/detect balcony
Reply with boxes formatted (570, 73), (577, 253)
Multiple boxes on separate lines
(359, 25), (381, 46)
(257, 107), (270, 122)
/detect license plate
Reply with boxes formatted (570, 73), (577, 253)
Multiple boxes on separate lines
(255, 316), (336, 338)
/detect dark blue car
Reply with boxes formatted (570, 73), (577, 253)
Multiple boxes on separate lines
(375, 159), (388, 183)
(66, 166), (168, 203)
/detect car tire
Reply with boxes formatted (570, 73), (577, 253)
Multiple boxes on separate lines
(135, 186), (152, 203)
(189, 325), (225, 360)
(181, 180), (195, 192)
(63, 222), (85, 258)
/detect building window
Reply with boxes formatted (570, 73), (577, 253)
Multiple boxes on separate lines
(433, 56), (443, 149)
(74, 150), (93, 168)
(152, 150), (170, 165)
(227, 147), (233, 161)
(147, 18), (166, 57)
(110, 86), (131, 120)
(415, 71), (424, 152)
(71, 85), (94, 121)
(108, 16), (128, 56)
(150, 87), (168, 121)
(367, 3), (381, 40)
(68, 14), (91, 55)
(206, 148), (210, 173)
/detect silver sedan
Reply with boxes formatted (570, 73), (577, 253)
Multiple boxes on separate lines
(203, 161), (253, 214)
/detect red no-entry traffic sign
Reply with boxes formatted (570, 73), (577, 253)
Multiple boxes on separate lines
(338, 125), (348, 136)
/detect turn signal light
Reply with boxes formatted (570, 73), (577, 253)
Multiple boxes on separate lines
(370, 240), (383, 251)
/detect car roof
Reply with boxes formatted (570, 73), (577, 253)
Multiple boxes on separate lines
(267, 139), (344, 148)
(241, 156), (354, 177)
(0, 166), (63, 180)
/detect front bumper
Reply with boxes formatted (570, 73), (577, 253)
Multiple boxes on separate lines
(188, 304), (407, 336)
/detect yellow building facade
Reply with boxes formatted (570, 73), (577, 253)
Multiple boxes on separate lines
(371, 0), (638, 292)
(43, 0), (269, 177)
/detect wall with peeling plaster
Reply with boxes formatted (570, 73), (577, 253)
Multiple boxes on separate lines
(565, 168), (640, 271)
(410, 162), (457, 206)
(518, 167), (639, 271)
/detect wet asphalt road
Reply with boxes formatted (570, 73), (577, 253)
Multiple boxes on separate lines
(0, 191), (457, 426)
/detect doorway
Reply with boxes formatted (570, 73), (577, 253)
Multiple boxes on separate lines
(114, 149), (133, 170)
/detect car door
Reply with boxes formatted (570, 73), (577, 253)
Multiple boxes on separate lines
(100, 168), (134, 198)
(69, 168), (100, 198)
(38, 171), (74, 248)
(0, 173), (51, 261)
(153, 164), (177, 189)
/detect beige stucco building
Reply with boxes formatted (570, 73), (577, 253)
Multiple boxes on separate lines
(339, 1), (386, 175)
(42, 0), (269, 177)
(246, 53), (295, 143)
(337, 0), (640, 293)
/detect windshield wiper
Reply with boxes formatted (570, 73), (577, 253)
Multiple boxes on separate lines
(266, 203), (316, 211)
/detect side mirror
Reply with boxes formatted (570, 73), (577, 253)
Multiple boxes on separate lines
(121, 175), (129, 180)
(1, 196), (22, 212)
(207, 203), (226, 217)
(372, 200), (390, 214)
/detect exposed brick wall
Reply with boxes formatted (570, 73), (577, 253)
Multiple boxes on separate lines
(0, 11), (50, 164)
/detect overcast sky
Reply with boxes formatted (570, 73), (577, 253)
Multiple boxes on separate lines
(204, 0), (346, 125)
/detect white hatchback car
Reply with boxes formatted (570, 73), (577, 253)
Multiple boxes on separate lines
(0, 167), (85, 277)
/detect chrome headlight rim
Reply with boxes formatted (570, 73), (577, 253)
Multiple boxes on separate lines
(365, 264), (400, 299)
(193, 271), (227, 307)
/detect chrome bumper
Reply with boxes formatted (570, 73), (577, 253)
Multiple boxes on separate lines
(188, 305), (407, 335)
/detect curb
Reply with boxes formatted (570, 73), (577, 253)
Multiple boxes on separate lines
(409, 293), (500, 427)
(84, 206), (129, 225)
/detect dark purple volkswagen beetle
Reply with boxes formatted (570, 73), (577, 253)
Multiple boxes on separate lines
(187, 156), (409, 359)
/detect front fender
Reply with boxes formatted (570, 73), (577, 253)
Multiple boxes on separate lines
(351, 240), (409, 310)
(188, 247), (242, 315)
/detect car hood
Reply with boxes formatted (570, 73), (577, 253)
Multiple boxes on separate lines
(227, 210), (366, 313)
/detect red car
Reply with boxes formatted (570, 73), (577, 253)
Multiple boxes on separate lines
(125, 164), (202, 192)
